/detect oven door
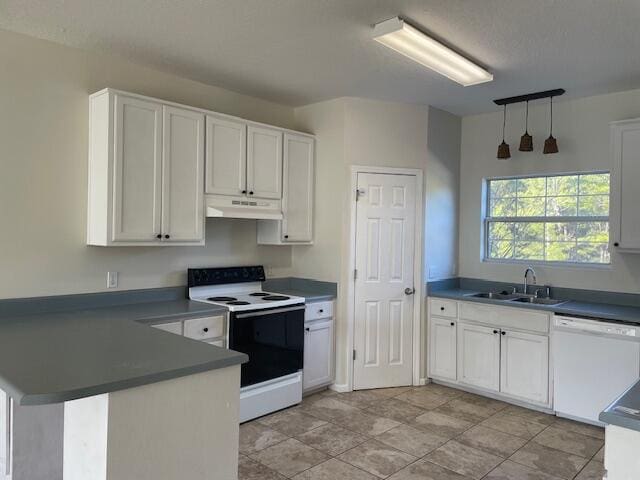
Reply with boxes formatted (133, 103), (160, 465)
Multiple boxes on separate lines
(229, 304), (305, 388)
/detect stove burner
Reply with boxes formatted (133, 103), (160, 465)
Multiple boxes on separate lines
(263, 295), (290, 301)
(249, 292), (269, 297)
(208, 296), (237, 302)
(227, 301), (250, 305)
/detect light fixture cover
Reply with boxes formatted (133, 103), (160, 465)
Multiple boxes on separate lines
(373, 17), (493, 87)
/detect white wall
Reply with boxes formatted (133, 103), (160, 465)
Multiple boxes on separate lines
(459, 88), (640, 293)
(0, 28), (296, 299)
(294, 98), (460, 387)
(426, 107), (461, 281)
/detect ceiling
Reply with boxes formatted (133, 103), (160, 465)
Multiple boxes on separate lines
(1, 0), (639, 115)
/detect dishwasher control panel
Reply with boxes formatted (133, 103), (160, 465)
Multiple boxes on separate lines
(555, 316), (639, 337)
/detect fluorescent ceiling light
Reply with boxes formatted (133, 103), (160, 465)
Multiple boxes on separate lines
(373, 17), (493, 87)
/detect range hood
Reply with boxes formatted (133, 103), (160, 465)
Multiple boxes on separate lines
(205, 194), (283, 220)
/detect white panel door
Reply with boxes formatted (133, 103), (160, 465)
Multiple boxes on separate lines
(457, 322), (500, 392)
(615, 123), (640, 249)
(353, 173), (416, 389)
(428, 316), (457, 381)
(246, 125), (282, 199)
(500, 330), (549, 404)
(112, 94), (162, 242)
(303, 320), (334, 392)
(282, 133), (314, 242)
(161, 106), (205, 243)
(205, 115), (246, 196)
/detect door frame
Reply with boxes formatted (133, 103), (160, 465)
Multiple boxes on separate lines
(345, 165), (425, 391)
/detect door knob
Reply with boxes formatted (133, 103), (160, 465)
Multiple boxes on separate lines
(404, 287), (415, 295)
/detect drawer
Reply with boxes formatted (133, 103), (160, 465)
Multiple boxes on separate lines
(305, 301), (333, 321)
(459, 301), (549, 334)
(151, 321), (182, 335)
(184, 315), (225, 341)
(429, 298), (457, 318)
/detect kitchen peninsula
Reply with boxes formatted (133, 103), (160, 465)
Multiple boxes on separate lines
(0, 298), (247, 480)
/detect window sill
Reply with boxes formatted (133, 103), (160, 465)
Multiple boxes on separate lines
(481, 258), (612, 270)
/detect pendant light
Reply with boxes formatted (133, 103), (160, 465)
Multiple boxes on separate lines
(497, 104), (511, 159)
(519, 101), (533, 152)
(543, 96), (559, 154)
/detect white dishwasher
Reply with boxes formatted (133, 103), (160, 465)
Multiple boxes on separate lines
(553, 315), (640, 425)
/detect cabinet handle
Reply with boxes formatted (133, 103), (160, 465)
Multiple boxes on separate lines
(203, 327), (209, 333)
(614, 242), (620, 247)
(156, 234), (162, 239)
(450, 322), (455, 326)
(305, 327), (310, 332)
(164, 234), (170, 239)
(249, 191), (254, 195)
(318, 309), (324, 313)
(242, 190), (247, 194)
(493, 329), (499, 334)
(284, 235), (289, 239)
(440, 307), (445, 311)
(501, 331), (506, 335)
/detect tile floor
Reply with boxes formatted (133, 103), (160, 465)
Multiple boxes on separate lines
(238, 384), (606, 480)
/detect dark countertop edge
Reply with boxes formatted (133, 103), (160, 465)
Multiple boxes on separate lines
(599, 380), (640, 431)
(17, 352), (248, 406)
(429, 289), (640, 325)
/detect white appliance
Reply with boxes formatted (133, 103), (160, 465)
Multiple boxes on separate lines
(553, 315), (640, 425)
(188, 266), (305, 422)
(205, 194), (283, 220)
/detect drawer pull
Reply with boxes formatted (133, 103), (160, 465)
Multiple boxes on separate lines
(203, 327), (209, 333)
(493, 329), (499, 334)
(501, 330), (506, 335)
(440, 306), (445, 311)
(450, 322), (455, 326)
(318, 309), (324, 313)
(305, 327), (310, 332)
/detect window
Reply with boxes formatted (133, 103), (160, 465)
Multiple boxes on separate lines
(485, 172), (610, 264)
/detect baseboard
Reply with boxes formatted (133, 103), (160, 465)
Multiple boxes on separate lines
(329, 383), (350, 393)
(416, 377), (427, 386)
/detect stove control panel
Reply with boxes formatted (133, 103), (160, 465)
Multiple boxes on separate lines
(188, 266), (266, 287)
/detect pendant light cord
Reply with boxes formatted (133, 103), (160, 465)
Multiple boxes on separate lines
(502, 104), (507, 141)
(550, 96), (553, 135)
(525, 101), (529, 133)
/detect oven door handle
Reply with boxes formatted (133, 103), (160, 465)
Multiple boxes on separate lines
(234, 305), (306, 319)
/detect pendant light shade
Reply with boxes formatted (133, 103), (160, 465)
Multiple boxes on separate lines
(543, 96), (559, 154)
(497, 105), (511, 159)
(519, 101), (533, 152)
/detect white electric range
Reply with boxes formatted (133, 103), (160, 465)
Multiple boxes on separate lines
(188, 266), (305, 422)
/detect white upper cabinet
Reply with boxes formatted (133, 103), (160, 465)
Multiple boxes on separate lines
(87, 90), (205, 246)
(612, 119), (640, 251)
(282, 133), (314, 242)
(161, 106), (205, 243)
(246, 125), (283, 199)
(205, 115), (246, 196)
(112, 94), (163, 243)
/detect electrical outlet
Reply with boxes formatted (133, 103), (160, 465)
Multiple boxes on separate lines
(107, 272), (118, 289)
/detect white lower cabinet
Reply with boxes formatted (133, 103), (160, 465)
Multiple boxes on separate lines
(303, 302), (335, 393)
(500, 330), (549, 404)
(428, 298), (551, 408)
(428, 317), (457, 381)
(150, 314), (227, 346)
(457, 322), (501, 392)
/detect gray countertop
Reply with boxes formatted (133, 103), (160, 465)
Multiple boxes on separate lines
(0, 300), (246, 406)
(269, 288), (335, 303)
(430, 289), (640, 324)
(600, 379), (640, 431)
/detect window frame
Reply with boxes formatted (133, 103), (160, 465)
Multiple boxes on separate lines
(483, 171), (612, 267)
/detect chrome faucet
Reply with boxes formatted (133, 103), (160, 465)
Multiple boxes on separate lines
(523, 267), (537, 295)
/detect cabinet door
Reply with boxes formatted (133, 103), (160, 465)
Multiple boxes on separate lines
(246, 125), (282, 199)
(457, 322), (500, 391)
(205, 115), (246, 196)
(614, 122), (640, 249)
(303, 320), (334, 392)
(112, 94), (162, 242)
(161, 106), (205, 243)
(500, 330), (549, 404)
(428, 317), (457, 381)
(282, 133), (314, 242)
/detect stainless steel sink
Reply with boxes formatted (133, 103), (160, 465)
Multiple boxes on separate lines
(511, 297), (568, 306)
(467, 292), (521, 301)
